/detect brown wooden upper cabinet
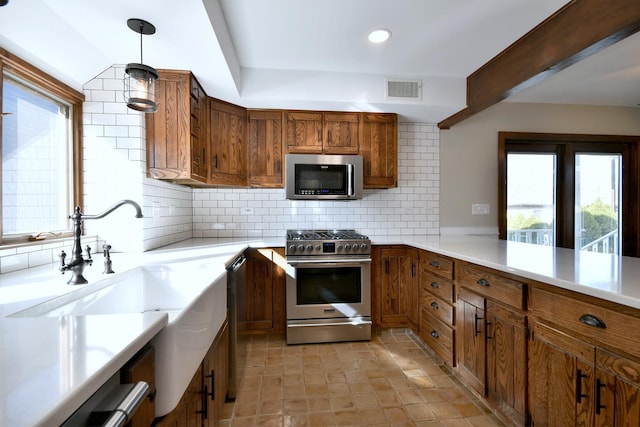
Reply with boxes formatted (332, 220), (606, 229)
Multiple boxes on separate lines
(145, 70), (398, 189)
(247, 110), (285, 187)
(209, 99), (247, 187)
(361, 113), (397, 188)
(285, 111), (360, 155)
(146, 70), (208, 185)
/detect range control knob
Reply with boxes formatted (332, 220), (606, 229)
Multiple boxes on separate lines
(297, 244), (304, 252)
(288, 245), (296, 253)
(360, 243), (368, 251)
(305, 244), (313, 252)
(344, 244), (352, 252)
(336, 245), (343, 252)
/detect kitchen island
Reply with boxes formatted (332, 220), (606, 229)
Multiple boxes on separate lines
(2, 235), (640, 426)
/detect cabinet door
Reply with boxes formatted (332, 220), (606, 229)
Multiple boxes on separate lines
(190, 76), (208, 182)
(285, 111), (323, 153)
(378, 247), (418, 328)
(243, 249), (274, 330)
(213, 321), (230, 423)
(247, 110), (284, 187)
(361, 113), (397, 188)
(486, 301), (527, 425)
(322, 112), (360, 154)
(120, 346), (155, 427)
(456, 288), (486, 395)
(529, 320), (596, 427)
(185, 368), (204, 427)
(202, 320), (229, 427)
(147, 70), (200, 183)
(595, 348), (640, 426)
(210, 99), (247, 186)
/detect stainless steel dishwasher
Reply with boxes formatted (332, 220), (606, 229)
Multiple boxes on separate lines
(226, 253), (246, 400)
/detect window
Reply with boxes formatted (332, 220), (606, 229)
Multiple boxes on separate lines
(0, 49), (84, 244)
(498, 132), (639, 257)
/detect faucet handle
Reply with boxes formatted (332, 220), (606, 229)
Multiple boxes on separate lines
(59, 250), (67, 272)
(85, 245), (93, 265)
(103, 244), (114, 274)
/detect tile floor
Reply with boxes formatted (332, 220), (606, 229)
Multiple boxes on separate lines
(219, 331), (505, 426)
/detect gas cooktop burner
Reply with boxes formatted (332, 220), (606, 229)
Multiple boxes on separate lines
(286, 229), (371, 257)
(287, 229), (369, 241)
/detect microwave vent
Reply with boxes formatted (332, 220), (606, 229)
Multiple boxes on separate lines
(385, 79), (422, 100)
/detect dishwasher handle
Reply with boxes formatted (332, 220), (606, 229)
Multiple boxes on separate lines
(227, 255), (246, 272)
(88, 382), (150, 427)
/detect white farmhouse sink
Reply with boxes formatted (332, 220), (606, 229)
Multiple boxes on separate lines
(11, 262), (228, 417)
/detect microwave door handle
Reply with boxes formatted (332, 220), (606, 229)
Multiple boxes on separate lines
(347, 163), (354, 197)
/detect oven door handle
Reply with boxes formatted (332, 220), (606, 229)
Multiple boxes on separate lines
(288, 320), (372, 328)
(287, 258), (371, 267)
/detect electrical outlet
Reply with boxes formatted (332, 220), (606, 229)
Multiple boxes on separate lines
(472, 203), (490, 215)
(152, 202), (161, 218)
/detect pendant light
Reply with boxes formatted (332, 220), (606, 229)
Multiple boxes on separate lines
(124, 18), (159, 113)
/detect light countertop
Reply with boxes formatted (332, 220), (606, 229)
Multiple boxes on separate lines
(0, 240), (253, 427)
(2, 235), (640, 426)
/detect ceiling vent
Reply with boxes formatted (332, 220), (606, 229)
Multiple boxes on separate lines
(385, 79), (422, 101)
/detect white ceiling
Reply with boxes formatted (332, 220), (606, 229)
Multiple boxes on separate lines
(0, 0), (638, 123)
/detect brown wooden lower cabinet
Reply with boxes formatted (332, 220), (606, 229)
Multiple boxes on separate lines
(486, 300), (527, 425)
(529, 285), (640, 426)
(372, 245), (419, 331)
(242, 248), (286, 333)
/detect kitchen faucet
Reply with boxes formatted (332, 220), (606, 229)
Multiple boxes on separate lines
(59, 200), (143, 285)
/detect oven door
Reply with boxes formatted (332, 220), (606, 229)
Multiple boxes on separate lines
(286, 258), (371, 320)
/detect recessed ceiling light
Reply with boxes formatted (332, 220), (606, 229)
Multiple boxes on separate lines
(368, 29), (391, 44)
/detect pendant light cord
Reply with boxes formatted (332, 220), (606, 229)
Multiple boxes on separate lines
(139, 22), (144, 63)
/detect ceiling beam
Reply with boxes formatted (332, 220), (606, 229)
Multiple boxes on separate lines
(438, 0), (640, 130)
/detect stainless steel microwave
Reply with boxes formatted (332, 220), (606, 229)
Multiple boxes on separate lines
(285, 154), (363, 200)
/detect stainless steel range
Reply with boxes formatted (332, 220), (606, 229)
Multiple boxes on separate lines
(285, 229), (372, 344)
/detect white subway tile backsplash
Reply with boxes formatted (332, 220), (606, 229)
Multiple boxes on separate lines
(192, 122), (439, 238)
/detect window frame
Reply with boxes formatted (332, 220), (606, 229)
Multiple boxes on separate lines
(0, 48), (84, 245)
(498, 132), (640, 257)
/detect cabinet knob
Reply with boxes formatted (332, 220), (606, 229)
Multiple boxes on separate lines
(430, 261), (439, 268)
(431, 330), (439, 338)
(430, 281), (439, 289)
(430, 301), (439, 309)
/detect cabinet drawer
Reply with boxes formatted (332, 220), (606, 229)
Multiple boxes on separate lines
(456, 262), (525, 309)
(530, 287), (640, 359)
(420, 310), (455, 367)
(421, 271), (455, 304)
(420, 252), (454, 280)
(421, 293), (454, 326)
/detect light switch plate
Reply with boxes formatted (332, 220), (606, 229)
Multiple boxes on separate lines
(472, 203), (490, 215)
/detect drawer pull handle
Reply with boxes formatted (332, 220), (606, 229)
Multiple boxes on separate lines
(579, 314), (606, 329)
(476, 278), (490, 287)
(430, 301), (439, 309)
(431, 330), (439, 338)
(576, 369), (588, 403)
(430, 281), (439, 289)
(430, 261), (440, 268)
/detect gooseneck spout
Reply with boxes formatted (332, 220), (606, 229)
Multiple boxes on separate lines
(59, 200), (143, 285)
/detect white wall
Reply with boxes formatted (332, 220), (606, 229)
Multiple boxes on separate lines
(82, 65), (194, 253)
(440, 102), (640, 235)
